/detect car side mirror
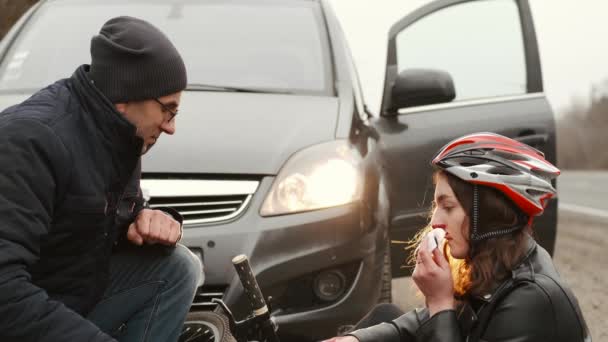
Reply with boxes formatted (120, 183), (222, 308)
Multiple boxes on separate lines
(390, 68), (455, 111)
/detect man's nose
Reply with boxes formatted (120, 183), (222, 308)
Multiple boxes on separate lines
(161, 120), (176, 135)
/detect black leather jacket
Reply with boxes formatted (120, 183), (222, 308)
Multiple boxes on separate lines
(350, 236), (591, 342)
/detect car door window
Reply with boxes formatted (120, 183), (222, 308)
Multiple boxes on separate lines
(395, 0), (526, 102)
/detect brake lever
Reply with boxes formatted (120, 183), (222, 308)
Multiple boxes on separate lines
(212, 298), (239, 336)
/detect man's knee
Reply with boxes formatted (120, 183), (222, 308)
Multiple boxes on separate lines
(166, 244), (204, 290)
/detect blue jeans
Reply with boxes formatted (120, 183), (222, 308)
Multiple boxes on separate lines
(87, 244), (203, 342)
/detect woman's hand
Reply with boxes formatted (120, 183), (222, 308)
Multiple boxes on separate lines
(412, 246), (455, 316)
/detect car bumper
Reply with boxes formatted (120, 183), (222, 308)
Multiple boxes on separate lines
(181, 177), (387, 341)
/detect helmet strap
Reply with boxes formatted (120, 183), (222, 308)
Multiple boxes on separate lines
(468, 184), (529, 259)
(469, 184), (480, 258)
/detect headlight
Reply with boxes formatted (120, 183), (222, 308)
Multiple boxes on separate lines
(260, 140), (362, 216)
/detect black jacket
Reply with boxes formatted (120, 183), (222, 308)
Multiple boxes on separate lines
(0, 65), (152, 341)
(350, 236), (591, 342)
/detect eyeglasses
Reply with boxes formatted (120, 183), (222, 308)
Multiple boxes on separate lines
(154, 98), (178, 123)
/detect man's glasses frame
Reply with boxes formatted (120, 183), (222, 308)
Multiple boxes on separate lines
(154, 98), (178, 123)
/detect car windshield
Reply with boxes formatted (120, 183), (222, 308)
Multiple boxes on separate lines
(0, 0), (333, 95)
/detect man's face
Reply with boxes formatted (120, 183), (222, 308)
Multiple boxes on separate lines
(116, 91), (181, 154)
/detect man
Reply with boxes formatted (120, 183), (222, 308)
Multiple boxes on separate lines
(0, 16), (202, 341)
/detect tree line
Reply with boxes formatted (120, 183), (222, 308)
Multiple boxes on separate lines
(0, 0), (38, 40)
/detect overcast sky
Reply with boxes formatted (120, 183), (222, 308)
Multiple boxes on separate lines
(329, 0), (608, 116)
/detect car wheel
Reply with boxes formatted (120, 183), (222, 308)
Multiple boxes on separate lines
(180, 311), (236, 342)
(335, 240), (392, 337)
(378, 239), (392, 303)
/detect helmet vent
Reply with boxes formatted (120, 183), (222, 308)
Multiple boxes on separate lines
(526, 189), (545, 196)
(454, 156), (484, 167)
(493, 150), (527, 161)
(487, 166), (519, 176)
(464, 149), (485, 156)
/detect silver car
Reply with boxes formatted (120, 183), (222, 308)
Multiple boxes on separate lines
(0, 0), (557, 340)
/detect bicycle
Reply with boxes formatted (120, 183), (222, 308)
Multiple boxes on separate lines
(180, 255), (279, 342)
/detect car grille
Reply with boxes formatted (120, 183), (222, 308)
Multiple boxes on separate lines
(140, 179), (259, 225)
(148, 194), (251, 224)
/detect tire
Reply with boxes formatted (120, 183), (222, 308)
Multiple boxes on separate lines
(378, 239), (393, 303)
(180, 311), (236, 342)
(336, 241), (392, 336)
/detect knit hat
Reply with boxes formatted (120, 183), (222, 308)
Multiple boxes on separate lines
(89, 16), (187, 103)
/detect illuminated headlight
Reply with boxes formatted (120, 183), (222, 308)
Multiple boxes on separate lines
(260, 140), (362, 216)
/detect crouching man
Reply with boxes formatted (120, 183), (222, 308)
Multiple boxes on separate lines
(0, 16), (202, 342)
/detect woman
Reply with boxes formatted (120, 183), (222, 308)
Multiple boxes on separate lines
(325, 132), (590, 342)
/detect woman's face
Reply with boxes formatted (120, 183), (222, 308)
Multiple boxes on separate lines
(431, 173), (470, 259)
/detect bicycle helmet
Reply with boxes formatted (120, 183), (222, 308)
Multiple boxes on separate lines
(432, 132), (559, 241)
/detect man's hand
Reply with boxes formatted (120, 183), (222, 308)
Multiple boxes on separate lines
(127, 209), (181, 246)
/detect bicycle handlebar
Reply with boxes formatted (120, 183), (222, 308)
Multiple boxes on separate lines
(232, 254), (268, 316)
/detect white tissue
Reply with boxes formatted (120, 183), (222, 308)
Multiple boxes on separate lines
(426, 229), (446, 251)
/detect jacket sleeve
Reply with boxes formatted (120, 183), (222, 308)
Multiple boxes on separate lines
(348, 308), (428, 342)
(113, 158), (146, 246)
(415, 310), (463, 342)
(0, 119), (115, 342)
(113, 159), (184, 251)
(349, 307), (464, 342)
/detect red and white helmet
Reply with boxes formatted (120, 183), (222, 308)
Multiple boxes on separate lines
(432, 132), (560, 217)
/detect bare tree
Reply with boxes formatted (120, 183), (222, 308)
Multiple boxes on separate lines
(556, 82), (608, 170)
(0, 0), (39, 40)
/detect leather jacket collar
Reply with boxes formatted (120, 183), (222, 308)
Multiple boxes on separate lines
(470, 234), (537, 304)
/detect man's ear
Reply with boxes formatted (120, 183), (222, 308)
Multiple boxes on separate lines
(115, 103), (128, 114)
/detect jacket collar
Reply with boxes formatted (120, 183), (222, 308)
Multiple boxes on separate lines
(69, 65), (143, 183)
(458, 235), (539, 336)
(510, 234), (537, 281)
(472, 234), (537, 303)
(70, 64), (143, 156)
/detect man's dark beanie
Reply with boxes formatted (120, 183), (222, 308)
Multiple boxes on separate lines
(89, 16), (187, 103)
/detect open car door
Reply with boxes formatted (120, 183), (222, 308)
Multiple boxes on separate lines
(372, 0), (558, 277)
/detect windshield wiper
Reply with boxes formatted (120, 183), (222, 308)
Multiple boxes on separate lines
(186, 83), (293, 94)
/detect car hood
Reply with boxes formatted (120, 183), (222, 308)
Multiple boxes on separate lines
(144, 91), (338, 175)
(0, 91), (339, 176)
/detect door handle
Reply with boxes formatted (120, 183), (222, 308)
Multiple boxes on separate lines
(515, 133), (548, 147)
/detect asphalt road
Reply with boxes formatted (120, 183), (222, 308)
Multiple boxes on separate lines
(391, 170), (608, 341)
(559, 171), (608, 219)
